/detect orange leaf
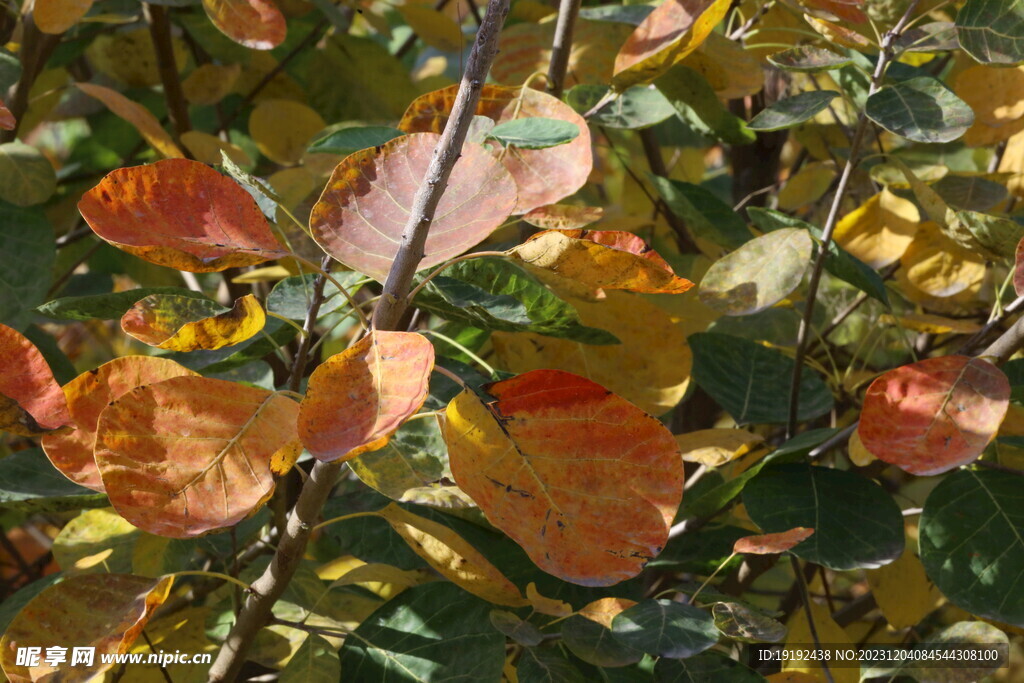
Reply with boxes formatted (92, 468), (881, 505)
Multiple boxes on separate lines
(858, 356), (1010, 476)
(95, 377), (301, 538)
(509, 229), (694, 294)
(41, 357), (198, 492)
(75, 83), (183, 159)
(734, 527), (815, 555)
(34, 0), (93, 34)
(0, 98), (14, 131)
(578, 597), (638, 628)
(522, 204), (604, 230)
(121, 293), (266, 351)
(79, 158), (288, 272)
(444, 369), (684, 586)
(202, 0), (286, 50)
(612, 0), (730, 90)
(400, 85), (592, 213)
(298, 330), (434, 462)
(310, 133), (515, 281)
(0, 574), (173, 682)
(525, 582), (572, 616)
(0, 323), (71, 436)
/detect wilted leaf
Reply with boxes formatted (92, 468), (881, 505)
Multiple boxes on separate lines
(611, 599), (718, 658)
(956, 0), (1024, 65)
(522, 204), (604, 230)
(298, 330), (434, 462)
(767, 46), (852, 72)
(712, 602), (787, 643)
(611, 0), (731, 89)
(121, 293), (266, 351)
(41, 357), (197, 492)
(95, 376), (301, 538)
(310, 133), (515, 281)
(0, 142), (56, 207)
(250, 99), (325, 165)
(76, 83), (184, 158)
(833, 189), (920, 268)
(734, 528), (815, 555)
(676, 429), (764, 467)
(509, 229), (694, 294)
(444, 369), (683, 586)
(400, 85), (592, 213)
(748, 91), (839, 131)
(0, 323), (71, 436)
(859, 355), (1010, 476)
(203, 0), (285, 49)
(865, 77), (974, 144)
(0, 574), (173, 682)
(699, 228), (812, 316)
(79, 158), (287, 272)
(36, 287), (208, 322)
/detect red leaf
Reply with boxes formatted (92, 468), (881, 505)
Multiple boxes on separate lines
(858, 355), (1010, 476)
(0, 99), (14, 131)
(202, 0), (286, 50)
(0, 323), (71, 436)
(734, 527), (815, 555)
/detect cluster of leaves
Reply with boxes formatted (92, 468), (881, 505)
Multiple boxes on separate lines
(1, 0), (1024, 680)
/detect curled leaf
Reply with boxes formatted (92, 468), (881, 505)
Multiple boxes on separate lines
(0, 323), (71, 436)
(733, 528), (815, 555)
(522, 204), (604, 230)
(121, 294), (266, 351)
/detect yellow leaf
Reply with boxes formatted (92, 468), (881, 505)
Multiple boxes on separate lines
(76, 83), (183, 159)
(998, 129), (1024, 199)
(847, 430), (876, 467)
(121, 293), (266, 351)
(877, 313), (981, 335)
(318, 558), (429, 600)
(127, 607), (217, 682)
(52, 508), (139, 574)
(866, 544), (944, 629)
(955, 64), (1024, 147)
(681, 32), (763, 99)
(86, 28), (189, 88)
(182, 63), (242, 105)
(676, 429), (765, 466)
(377, 503), (528, 607)
(578, 597), (637, 628)
(833, 189), (920, 268)
(784, 600), (858, 683)
(180, 130), (252, 166)
(900, 221), (987, 298)
(526, 582), (572, 617)
(231, 265), (292, 283)
(778, 161), (836, 210)
(397, 4), (465, 53)
(35, 0), (93, 34)
(249, 99), (326, 165)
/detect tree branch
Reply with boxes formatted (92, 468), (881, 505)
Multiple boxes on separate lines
(545, 0), (582, 98)
(144, 4), (190, 139)
(208, 0), (511, 677)
(0, 11), (61, 143)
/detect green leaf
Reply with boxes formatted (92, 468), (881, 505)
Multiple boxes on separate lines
(37, 287), (209, 322)
(649, 525), (748, 572)
(0, 449), (108, 514)
(414, 256), (619, 344)
(954, 210), (1024, 258)
(489, 610), (544, 646)
(748, 91), (840, 131)
(578, 3), (654, 24)
(689, 333), (834, 424)
(0, 142), (56, 207)
(711, 602), (786, 643)
(932, 175), (1008, 212)
(306, 125), (404, 156)
(865, 77), (974, 143)
(655, 65), (756, 145)
(279, 634), (340, 683)
(487, 117), (580, 149)
(767, 46), (852, 72)
(957, 0), (1024, 64)
(611, 600), (718, 659)
(0, 202), (54, 329)
(744, 464), (905, 570)
(654, 652), (766, 682)
(218, 150), (281, 219)
(516, 647), (586, 682)
(649, 177), (752, 249)
(338, 582), (505, 679)
(567, 85), (675, 129)
(861, 621), (1009, 680)
(746, 207), (889, 306)
(266, 273), (365, 320)
(346, 417), (449, 501)
(561, 615), (643, 668)
(920, 469), (1024, 626)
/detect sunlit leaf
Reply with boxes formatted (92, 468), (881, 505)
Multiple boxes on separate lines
(121, 293), (266, 352)
(249, 99), (325, 165)
(52, 507), (138, 573)
(37, 287), (208, 322)
(866, 543), (944, 629)
(859, 355), (1010, 475)
(41, 357), (197, 492)
(298, 330), (434, 462)
(832, 189), (920, 268)
(310, 133), (516, 281)
(734, 528), (815, 555)
(0, 323), (71, 436)
(676, 428), (764, 467)
(202, 0), (285, 49)
(444, 369), (683, 586)
(577, 597), (638, 628)
(865, 77), (974, 144)
(400, 85), (592, 213)
(782, 599), (857, 683)
(95, 376), (301, 538)
(280, 634), (340, 683)
(655, 65), (756, 145)
(76, 83), (184, 158)
(79, 158), (287, 272)
(682, 32), (764, 99)
(956, 65), (1024, 146)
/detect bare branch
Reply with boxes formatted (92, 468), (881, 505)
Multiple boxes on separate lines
(546, 0), (582, 98)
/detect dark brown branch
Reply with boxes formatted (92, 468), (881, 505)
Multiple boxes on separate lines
(638, 128), (699, 253)
(144, 4), (190, 139)
(1, 13), (61, 142)
(545, 0), (582, 98)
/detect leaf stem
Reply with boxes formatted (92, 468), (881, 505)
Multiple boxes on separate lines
(144, 4), (191, 140)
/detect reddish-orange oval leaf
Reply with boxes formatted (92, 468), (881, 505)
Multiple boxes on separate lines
(858, 356), (1010, 476)
(0, 574), (173, 682)
(0, 98), (15, 131)
(41, 357), (197, 492)
(310, 133), (516, 281)
(95, 376), (301, 538)
(444, 369), (684, 586)
(734, 527), (815, 555)
(202, 0), (286, 50)
(299, 330), (434, 462)
(400, 85), (592, 213)
(0, 323), (71, 436)
(79, 158), (288, 272)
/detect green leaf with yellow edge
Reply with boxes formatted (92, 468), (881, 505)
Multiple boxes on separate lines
(0, 574), (174, 683)
(957, 0), (1024, 65)
(120, 293), (265, 352)
(866, 77), (974, 144)
(0, 141), (56, 207)
(37, 287), (209, 322)
(611, 0), (731, 89)
(346, 418), (448, 502)
(52, 507), (140, 574)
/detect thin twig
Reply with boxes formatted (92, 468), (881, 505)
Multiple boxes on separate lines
(144, 4), (191, 139)
(791, 556), (836, 683)
(545, 0), (582, 98)
(0, 12), (61, 142)
(639, 128), (699, 253)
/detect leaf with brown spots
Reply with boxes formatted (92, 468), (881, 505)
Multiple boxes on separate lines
(79, 158), (287, 272)
(298, 330), (435, 462)
(309, 133), (516, 281)
(95, 376), (301, 538)
(202, 0), (286, 50)
(0, 323), (71, 437)
(734, 527), (815, 555)
(0, 574), (173, 682)
(400, 85), (591, 213)
(41, 356), (197, 492)
(444, 369), (684, 586)
(121, 293), (266, 351)
(858, 356), (1010, 476)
